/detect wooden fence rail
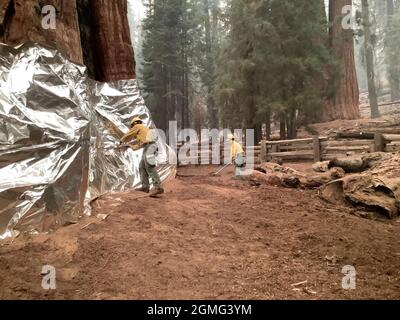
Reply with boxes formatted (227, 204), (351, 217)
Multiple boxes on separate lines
(264, 133), (400, 162)
(176, 132), (400, 166)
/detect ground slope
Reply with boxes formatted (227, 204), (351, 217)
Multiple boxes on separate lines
(0, 166), (399, 299)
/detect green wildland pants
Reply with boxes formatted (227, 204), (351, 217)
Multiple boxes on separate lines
(140, 143), (162, 189)
(234, 153), (246, 177)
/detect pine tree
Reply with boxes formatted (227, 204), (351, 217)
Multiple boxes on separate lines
(141, 0), (194, 132)
(192, 0), (222, 129)
(215, 0), (334, 139)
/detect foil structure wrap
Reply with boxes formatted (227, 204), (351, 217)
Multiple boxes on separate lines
(0, 43), (176, 239)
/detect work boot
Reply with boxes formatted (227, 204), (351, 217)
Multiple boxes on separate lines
(137, 186), (150, 193)
(150, 187), (164, 198)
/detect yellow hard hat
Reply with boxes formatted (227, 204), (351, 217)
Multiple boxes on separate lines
(130, 117), (143, 126)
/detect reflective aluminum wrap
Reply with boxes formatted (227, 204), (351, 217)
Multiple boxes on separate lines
(90, 80), (177, 199)
(0, 43), (176, 239)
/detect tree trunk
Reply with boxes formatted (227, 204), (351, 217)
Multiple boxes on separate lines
(323, 0), (360, 121)
(287, 108), (297, 139)
(204, 0), (218, 129)
(89, 0), (136, 82)
(362, 0), (380, 118)
(0, 0), (137, 82)
(76, 0), (95, 78)
(254, 124), (262, 145)
(386, 0), (400, 101)
(265, 110), (271, 141)
(0, 0), (83, 63)
(279, 115), (287, 140)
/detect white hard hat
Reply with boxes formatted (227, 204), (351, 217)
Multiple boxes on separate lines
(227, 133), (235, 140)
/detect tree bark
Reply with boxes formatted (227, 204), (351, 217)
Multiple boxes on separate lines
(89, 0), (136, 82)
(204, 0), (218, 129)
(279, 115), (286, 140)
(323, 0), (360, 121)
(265, 110), (271, 140)
(0, 0), (83, 64)
(362, 0), (380, 118)
(386, 0), (400, 101)
(287, 108), (297, 139)
(0, 0), (137, 82)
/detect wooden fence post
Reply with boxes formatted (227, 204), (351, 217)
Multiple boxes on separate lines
(260, 140), (267, 163)
(374, 133), (384, 152)
(270, 144), (279, 162)
(313, 135), (321, 162)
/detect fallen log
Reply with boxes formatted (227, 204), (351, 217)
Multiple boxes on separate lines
(386, 144), (400, 152)
(255, 162), (304, 176)
(322, 152), (400, 219)
(327, 152), (392, 173)
(268, 151), (314, 159)
(362, 127), (400, 134)
(302, 168), (345, 188)
(321, 175), (400, 219)
(382, 134), (400, 142)
(312, 161), (330, 173)
(251, 153), (400, 218)
(251, 163), (345, 189)
(321, 140), (374, 147)
(267, 138), (314, 145)
(324, 146), (371, 152)
(323, 154), (353, 161)
(328, 158), (367, 173)
(335, 132), (375, 140)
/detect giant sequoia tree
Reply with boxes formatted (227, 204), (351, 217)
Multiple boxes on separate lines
(90, 0), (136, 81)
(0, 0), (83, 63)
(0, 0), (136, 82)
(323, 0), (360, 121)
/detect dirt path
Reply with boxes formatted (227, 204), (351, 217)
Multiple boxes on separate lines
(1, 165), (400, 300)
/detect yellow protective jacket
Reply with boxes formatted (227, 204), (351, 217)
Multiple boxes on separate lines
(231, 141), (244, 160)
(121, 124), (153, 150)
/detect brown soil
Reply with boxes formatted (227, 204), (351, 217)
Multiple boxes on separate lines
(1, 165), (400, 300)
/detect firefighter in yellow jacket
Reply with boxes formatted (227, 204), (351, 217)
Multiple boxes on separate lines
(121, 117), (164, 197)
(228, 134), (246, 177)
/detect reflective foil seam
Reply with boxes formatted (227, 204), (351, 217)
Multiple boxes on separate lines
(0, 43), (176, 239)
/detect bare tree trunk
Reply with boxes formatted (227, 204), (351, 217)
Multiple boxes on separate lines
(362, 0), (380, 118)
(204, 0), (218, 129)
(386, 0), (400, 101)
(287, 108), (297, 139)
(0, 0), (83, 63)
(266, 110), (271, 140)
(279, 115), (286, 140)
(89, 0), (136, 82)
(323, 0), (360, 121)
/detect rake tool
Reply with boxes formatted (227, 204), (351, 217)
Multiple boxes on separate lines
(212, 164), (231, 176)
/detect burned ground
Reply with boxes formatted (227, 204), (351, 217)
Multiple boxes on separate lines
(0, 165), (399, 299)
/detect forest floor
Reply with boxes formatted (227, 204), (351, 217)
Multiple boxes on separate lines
(1, 165), (400, 300)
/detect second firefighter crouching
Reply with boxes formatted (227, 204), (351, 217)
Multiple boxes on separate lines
(228, 134), (246, 177)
